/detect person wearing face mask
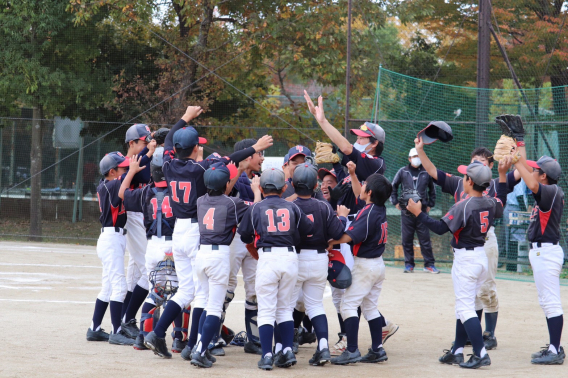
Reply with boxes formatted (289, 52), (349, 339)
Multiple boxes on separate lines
(390, 148), (437, 274)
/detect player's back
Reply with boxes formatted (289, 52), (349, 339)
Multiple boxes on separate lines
(449, 196), (500, 249)
(197, 194), (248, 246)
(293, 197), (344, 251)
(163, 158), (207, 219)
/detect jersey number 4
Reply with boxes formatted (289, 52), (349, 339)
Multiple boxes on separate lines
(480, 211), (489, 233)
(169, 181), (192, 203)
(203, 208), (215, 230)
(150, 197), (174, 219)
(265, 209), (290, 232)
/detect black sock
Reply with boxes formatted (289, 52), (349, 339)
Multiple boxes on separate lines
(303, 316), (313, 333)
(154, 301), (182, 338)
(337, 313), (346, 334)
(198, 310), (207, 335)
(259, 324), (274, 357)
(476, 309), (483, 322)
(278, 321), (294, 349)
(463, 317), (485, 357)
(109, 300), (123, 334)
(484, 312), (498, 337)
(547, 315), (563, 353)
(344, 316), (359, 353)
(198, 315), (220, 354)
(91, 299), (108, 331)
(293, 309), (305, 329)
(140, 302), (156, 333)
(188, 307), (204, 349)
(452, 319), (468, 353)
(310, 315), (328, 347)
(368, 317), (383, 351)
(273, 321), (282, 345)
(123, 285), (149, 322)
(121, 291), (132, 319)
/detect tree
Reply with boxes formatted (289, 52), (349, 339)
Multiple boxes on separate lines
(0, 1), (116, 239)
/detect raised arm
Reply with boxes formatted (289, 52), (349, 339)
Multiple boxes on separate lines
(304, 91), (353, 155)
(346, 162), (361, 198)
(119, 155), (146, 199)
(414, 136), (438, 180)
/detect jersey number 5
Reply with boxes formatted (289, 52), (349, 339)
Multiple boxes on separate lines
(480, 211), (489, 233)
(169, 181), (192, 204)
(150, 197), (174, 219)
(265, 209), (290, 232)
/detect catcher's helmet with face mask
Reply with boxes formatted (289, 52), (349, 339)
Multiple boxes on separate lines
(148, 257), (178, 303)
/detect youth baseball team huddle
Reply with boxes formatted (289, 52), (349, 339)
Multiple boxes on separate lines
(85, 92), (565, 370)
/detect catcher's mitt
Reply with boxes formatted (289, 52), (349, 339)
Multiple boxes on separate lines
(315, 141), (340, 164)
(398, 189), (422, 217)
(246, 243), (259, 260)
(495, 115), (525, 142)
(153, 127), (170, 145)
(494, 135), (521, 164)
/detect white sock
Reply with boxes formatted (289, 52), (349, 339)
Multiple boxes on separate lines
(377, 343), (383, 350)
(274, 343), (283, 354)
(319, 338), (328, 351)
(283, 347), (292, 354)
(549, 344), (558, 354)
(197, 333), (201, 343)
(90, 321), (100, 331)
(480, 347), (487, 358)
(263, 352), (273, 358)
(454, 347), (464, 355)
(196, 341), (203, 354)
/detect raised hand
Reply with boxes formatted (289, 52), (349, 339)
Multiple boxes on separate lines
(182, 105), (204, 122)
(251, 176), (260, 194)
(147, 139), (157, 154)
(414, 136), (425, 150)
(303, 90), (326, 124)
(129, 155), (146, 173)
(337, 204), (350, 218)
(346, 161), (356, 175)
(253, 135), (273, 152)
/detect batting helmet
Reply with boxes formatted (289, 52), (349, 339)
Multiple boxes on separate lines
(417, 121), (453, 145)
(328, 252), (352, 289)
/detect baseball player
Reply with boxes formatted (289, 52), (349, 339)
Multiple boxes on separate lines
(391, 147), (438, 273)
(282, 145), (324, 201)
(189, 163), (261, 368)
(119, 147), (189, 353)
(86, 152), (142, 346)
(121, 124), (157, 327)
(290, 163), (347, 365)
(237, 168), (314, 370)
(144, 105), (273, 359)
(514, 152), (565, 364)
(415, 139), (521, 350)
(407, 159), (510, 369)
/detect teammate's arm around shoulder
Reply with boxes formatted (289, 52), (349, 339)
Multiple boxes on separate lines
(414, 136), (437, 180)
(118, 155), (146, 199)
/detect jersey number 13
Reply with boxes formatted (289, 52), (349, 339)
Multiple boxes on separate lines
(265, 209), (290, 232)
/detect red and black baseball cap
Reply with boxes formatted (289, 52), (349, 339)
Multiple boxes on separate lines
(327, 252), (352, 289)
(125, 124), (152, 143)
(173, 127), (207, 149)
(287, 145), (312, 161)
(527, 156), (562, 181)
(317, 168), (337, 181)
(350, 122), (385, 143)
(457, 161), (492, 188)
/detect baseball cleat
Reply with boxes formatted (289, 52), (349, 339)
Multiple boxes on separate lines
(109, 330), (135, 345)
(244, 340), (263, 355)
(298, 328), (317, 345)
(171, 338), (187, 353)
(459, 353), (491, 369)
(382, 320), (399, 344)
(190, 351), (213, 368)
(181, 345), (192, 361)
(133, 334), (148, 350)
(258, 355), (274, 370)
(423, 266), (440, 274)
(144, 331), (172, 358)
(403, 265), (414, 273)
(331, 333), (347, 356)
(275, 350), (297, 368)
(309, 348), (331, 366)
(204, 349), (217, 363)
(120, 318), (140, 339)
(209, 345), (225, 356)
(439, 349), (464, 365)
(483, 334), (497, 350)
(531, 345), (565, 359)
(86, 328), (109, 341)
(531, 349), (565, 365)
(360, 347), (388, 363)
(331, 349), (362, 365)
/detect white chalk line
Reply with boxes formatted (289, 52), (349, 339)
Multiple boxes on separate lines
(0, 263), (101, 269)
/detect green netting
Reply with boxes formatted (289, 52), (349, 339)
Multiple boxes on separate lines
(369, 67), (568, 267)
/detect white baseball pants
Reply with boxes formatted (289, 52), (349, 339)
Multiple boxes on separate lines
(452, 247), (488, 323)
(530, 244), (564, 318)
(125, 211), (148, 291)
(290, 251), (328, 319)
(170, 218), (200, 309)
(195, 245), (231, 318)
(341, 256), (385, 321)
(143, 237), (173, 291)
(96, 229), (127, 303)
(475, 226), (499, 313)
(330, 220), (355, 314)
(228, 233), (257, 310)
(255, 248), (298, 327)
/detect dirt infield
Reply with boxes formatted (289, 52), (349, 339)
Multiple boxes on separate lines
(0, 241), (566, 377)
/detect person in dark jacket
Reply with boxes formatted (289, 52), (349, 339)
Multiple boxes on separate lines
(391, 148), (438, 273)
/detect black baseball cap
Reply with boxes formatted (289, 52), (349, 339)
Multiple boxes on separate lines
(173, 127), (207, 149)
(204, 162), (239, 191)
(125, 124), (152, 143)
(317, 168), (337, 181)
(527, 156), (562, 181)
(293, 163), (318, 189)
(327, 253), (352, 289)
(287, 145), (312, 161)
(99, 151), (129, 175)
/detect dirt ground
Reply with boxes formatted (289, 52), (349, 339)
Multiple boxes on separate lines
(0, 241), (566, 377)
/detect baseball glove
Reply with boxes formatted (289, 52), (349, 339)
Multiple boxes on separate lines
(494, 135), (521, 163)
(246, 243), (259, 260)
(495, 114), (525, 142)
(153, 127), (170, 145)
(315, 141), (340, 164)
(398, 189), (422, 217)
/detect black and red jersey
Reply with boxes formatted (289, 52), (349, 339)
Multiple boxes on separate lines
(527, 184), (564, 244)
(292, 197), (345, 251)
(96, 178), (127, 228)
(434, 169), (518, 203)
(197, 194), (250, 246)
(123, 184), (176, 238)
(345, 201), (388, 258)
